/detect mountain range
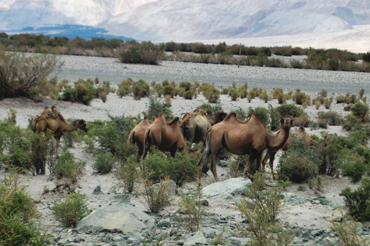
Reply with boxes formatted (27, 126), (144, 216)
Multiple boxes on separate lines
(1, 0), (370, 52)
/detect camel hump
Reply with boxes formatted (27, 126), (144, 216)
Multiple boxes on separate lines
(193, 108), (202, 113)
(197, 109), (208, 117)
(224, 112), (237, 121)
(167, 117), (179, 125)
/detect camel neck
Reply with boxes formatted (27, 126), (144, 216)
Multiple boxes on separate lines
(265, 128), (290, 151)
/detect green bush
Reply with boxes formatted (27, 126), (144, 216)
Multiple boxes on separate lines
(0, 51), (62, 99)
(146, 95), (174, 121)
(276, 104), (306, 118)
(268, 105), (281, 131)
(115, 41), (163, 65)
(292, 89), (310, 106)
(93, 152), (116, 174)
(350, 102), (369, 123)
(50, 193), (90, 227)
(115, 155), (140, 193)
(178, 81), (196, 99)
(0, 169), (45, 245)
(318, 111), (344, 126)
(342, 158), (368, 183)
(277, 136), (320, 182)
(61, 86), (77, 102)
(228, 88), (239, 101)
(54, 150), (85, 182)
(340, 177), (370, 221)
(141, 148), (198, 186)
(196, 103), (222, 121)
(132, 79), (150, 99)
(61, 79), (96, 105)
(117, 78), (133, 97)
(203, 87), (220, 103)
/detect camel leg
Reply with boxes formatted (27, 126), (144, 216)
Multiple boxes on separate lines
(256, 152), (262, 173)
(137, 144), (144, 162)
(269, 152), (277, 180)
(261, 151), (270, 173)
(243, 154), (257, 178)
(210, 150), (221, 182)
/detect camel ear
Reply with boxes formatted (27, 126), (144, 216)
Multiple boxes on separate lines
(290, 119), (294, 125)
(280, 118), (284, 124)
(299, 126), (304, 131)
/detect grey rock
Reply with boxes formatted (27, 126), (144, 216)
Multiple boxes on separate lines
(77, 203), (156, 240)
(92, 185), (104, 195)
(113, 194), (131, 203)
(218, 160), (228, 167)
(201, 227), (217, 239)
(184, 231), (208, 246)
(293, 237), (303, 244)
(153, 180), (177, 196)
(201, 177), (251, 198)
(157, 220), (171, 228)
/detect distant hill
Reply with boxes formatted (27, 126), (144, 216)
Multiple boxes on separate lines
(1, 0), (370, 51)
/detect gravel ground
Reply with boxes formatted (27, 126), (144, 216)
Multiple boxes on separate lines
(55, 55), (370, 97)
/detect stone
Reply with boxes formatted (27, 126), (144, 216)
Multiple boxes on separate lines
(77, 203), (156, 240)
(157, 220), (171, 228)
(184, 231), (208, 246)
(153, 180), (177, 196)
(113, 194), (131, 203)
(293, 237), (303, 244)
(201, 177), (251, 198)
(327, 215), (342, 222)
(218, 160), (228, 167)
(92, 185), (104, 195)
(201, 200), (209, 206)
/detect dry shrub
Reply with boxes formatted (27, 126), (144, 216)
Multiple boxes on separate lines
(143, 176), (171, 213)
(293, 115), (309, 127)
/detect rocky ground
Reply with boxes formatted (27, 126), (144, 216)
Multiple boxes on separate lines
(1, 57), (370, 245)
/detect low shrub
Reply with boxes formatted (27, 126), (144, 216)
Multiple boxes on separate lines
(293, 89), (310, 106)
(340, 177), (370, 221)
(178, 81), (196, 99)
(141, 148), (198, 186)
(318, 111), (344, 126)
(143, 177), (171, 213)
(0, 168), (46, 245)
(228, 88), (238, 101)
(50, 193), (90, 227)
(146, 95), (174, 121)
(117, 78), (133, 97)
(179, 185), (204, 232)
(54, 150), (86, 182)
(132, 79), (150, 99)
(277, 136), (320, 182)
(115, 155), (140, 193)
(93, 152), (116, 174)
(203, 87), (220, 103)
(276, 104), (306, 118)
(61, 79), (96, 105)
(196, 103), (222, 121)
(350, 102), (369, 123)
(237, 172), (293, 245)
(268, 104), (281, 131)
(343, 114), (360, 131)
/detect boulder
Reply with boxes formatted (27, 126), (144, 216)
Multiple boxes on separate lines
(77, 203), (156, 239)
(184, 231), (208, 246)
(201, 177), (251, 198)
(153, 180), (177, 196)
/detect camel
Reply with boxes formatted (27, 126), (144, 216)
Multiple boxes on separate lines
(262, 126), (313, 180)
(32, 115), (88, 157)
(127, 116), (152, 161)
(142, 112), (197, 159)
(197, 112), (293, 183)
(211, 110), (227, 126)
(181, 109), (211, 144)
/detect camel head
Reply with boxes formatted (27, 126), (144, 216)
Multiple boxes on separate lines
(73, 119), (88, 132)
(280, 117), (294, 130)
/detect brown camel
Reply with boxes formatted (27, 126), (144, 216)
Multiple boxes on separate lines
(142, 112), (197, 158)
(211, 110), (227, 126)
(181, 109), (211, 143)
(128, 117), (152, 161)
(197, 112), (293, 183)
(262, 126), (313, 180)
(32, 115), (88, 157)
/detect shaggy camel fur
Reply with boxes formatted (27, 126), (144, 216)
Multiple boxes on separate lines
(143, 112), (197, 158)
(262, 126), (313, 180)
(210, 110), (227, 126)
(128, 117), (151, 161)
(197, 113), (293, 183)
(32, 115), (88, 157)
(181, 109), (211, 143)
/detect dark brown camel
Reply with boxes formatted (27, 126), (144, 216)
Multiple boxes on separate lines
(197, 113), (293, 183)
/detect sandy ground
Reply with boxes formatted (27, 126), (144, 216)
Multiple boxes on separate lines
(0, 91), (361, 234)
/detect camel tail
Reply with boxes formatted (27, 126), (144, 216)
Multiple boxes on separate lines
(199, 130), (212, 164)
(128, 131), (136, 145)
